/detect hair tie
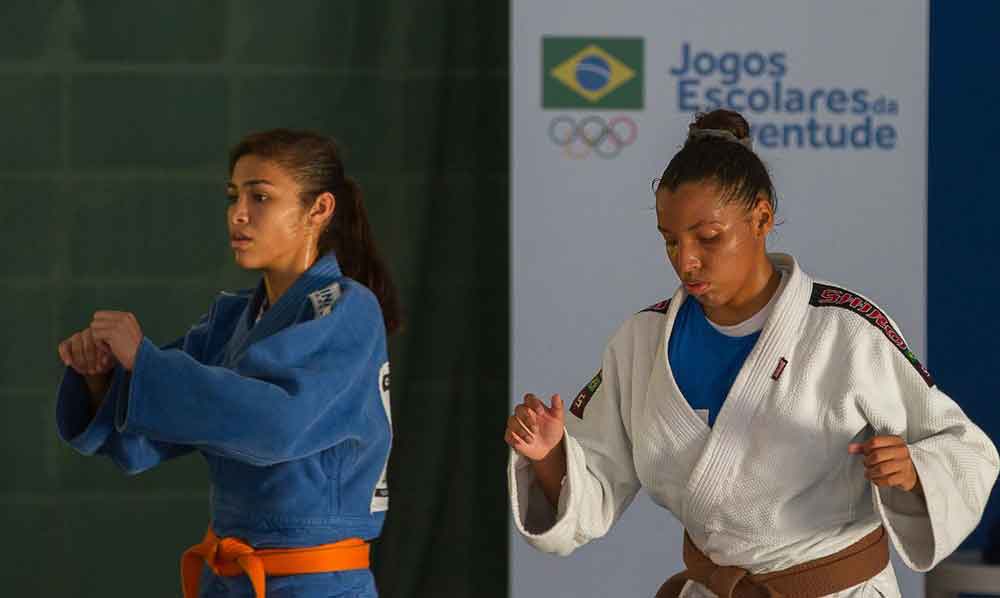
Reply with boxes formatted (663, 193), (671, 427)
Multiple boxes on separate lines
(688, 128), (753, 150)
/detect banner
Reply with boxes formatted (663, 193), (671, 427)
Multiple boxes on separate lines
(511, 1), (928, 596)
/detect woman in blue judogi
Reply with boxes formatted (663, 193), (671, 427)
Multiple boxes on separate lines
(56, 130), (400, 598)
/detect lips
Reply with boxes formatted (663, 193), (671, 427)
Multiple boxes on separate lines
(684, 280), (710, 295)
(230, 232), (253, 248)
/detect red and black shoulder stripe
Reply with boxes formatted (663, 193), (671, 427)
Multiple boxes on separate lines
(809, 283), (934, 387)
(638, 299), (671, 315)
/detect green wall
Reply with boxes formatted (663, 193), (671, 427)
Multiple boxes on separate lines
(0, 1), (508, 595)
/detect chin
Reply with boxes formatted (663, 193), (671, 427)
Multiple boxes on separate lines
(693, 291), (724, 308)
(233, 252), (264, 270)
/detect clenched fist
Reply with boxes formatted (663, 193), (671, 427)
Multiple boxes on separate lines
(88, 311), (144, 371)
(57, 327), (114, 376)
(849, 435), (923, 495)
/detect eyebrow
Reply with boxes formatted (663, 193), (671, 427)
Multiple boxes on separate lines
(656, 220), (721, 234)
(226, 179), (274, 189)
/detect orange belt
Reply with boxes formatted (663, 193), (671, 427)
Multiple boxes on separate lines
(181, 528), (370, 598)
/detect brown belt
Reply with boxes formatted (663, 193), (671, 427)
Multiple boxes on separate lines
(655, 526), (888, 598)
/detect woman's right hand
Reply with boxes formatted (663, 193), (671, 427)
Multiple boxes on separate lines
(505, 393), (565, 461)
(57, 328), (114, 377)
(58, 328), (115, 408)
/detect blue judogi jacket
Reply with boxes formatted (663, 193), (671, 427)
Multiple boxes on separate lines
(56, 254), (392, 550)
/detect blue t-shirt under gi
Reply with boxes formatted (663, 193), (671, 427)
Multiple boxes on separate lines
(668, 296), (761, 427)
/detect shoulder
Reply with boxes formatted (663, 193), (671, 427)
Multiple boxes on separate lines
(261, 279), (385, 361)
(638, 298), (672, 315)
(806, 281), (933, 386)
(207, 288), (253, 323)
(617, 297), (672, 332)
(599, 296), (674, 357)
(305, 280), (345, 319)
(216, 287), (254, 306)
(617, 297), (674, 334)
(217, 288), (254, 300)
(569, 298), (672, 420)
(292, 279), (385, 351)
(303, 278), (381, 323)
(806, 281), (899, 333)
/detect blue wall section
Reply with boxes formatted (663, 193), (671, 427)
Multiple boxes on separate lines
(929, 0), (1000, 549)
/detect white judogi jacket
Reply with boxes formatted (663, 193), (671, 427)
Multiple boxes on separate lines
(509, 254), (998, 597)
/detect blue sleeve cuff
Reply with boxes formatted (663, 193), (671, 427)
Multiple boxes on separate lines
(56, 367), (127, 455)
(115, 338), (154, 433)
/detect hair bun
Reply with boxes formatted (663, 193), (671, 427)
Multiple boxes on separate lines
(690, 109), (750, 139)
(660, 108), (774, 213)
(685, 109), (753, 150)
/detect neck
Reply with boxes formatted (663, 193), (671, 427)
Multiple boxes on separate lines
(262, 250), (318, 306)
(704, 255), (780, 326)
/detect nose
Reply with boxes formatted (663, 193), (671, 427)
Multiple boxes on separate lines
(229, 195), (249, 226)
(676, 240), (701, 276)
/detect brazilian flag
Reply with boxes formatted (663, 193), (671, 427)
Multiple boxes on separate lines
(542, 37), (644, 109)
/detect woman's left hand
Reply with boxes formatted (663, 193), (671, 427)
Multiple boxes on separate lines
(848, 435), (923, 495)
(90, 311), (144, 371)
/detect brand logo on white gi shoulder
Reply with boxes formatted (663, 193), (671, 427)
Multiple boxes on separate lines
(640, 299), (671, 314)
(809, 283), (934, 387)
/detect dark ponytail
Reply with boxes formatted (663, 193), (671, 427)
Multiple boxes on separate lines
(657, 109), (776, 213)
(229, 129), (402, 334)
(318, 176), (402, 334)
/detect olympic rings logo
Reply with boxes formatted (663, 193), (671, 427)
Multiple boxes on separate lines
(547, 115), (638, 159)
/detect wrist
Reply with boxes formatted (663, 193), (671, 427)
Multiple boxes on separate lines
(535, 433), (566, 463)
(83, 372), (112, 416)
(530, 435), (568, 509)
(531, 436), (567, 477)
(83, 371), (111, 390)
(123, 336), (143, 371)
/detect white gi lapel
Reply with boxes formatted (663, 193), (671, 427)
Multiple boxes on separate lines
(646, 290), (711, 441)
(681, 254), (813, 528)
(638, 290), (713, 502)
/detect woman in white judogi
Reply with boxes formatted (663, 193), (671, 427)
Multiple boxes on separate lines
(504, 109), (999, 597)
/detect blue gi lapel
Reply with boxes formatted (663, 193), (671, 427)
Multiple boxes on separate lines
(224, 253), (344, 365)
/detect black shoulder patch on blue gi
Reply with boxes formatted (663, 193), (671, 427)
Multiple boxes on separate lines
(639, 299), (671, 314)
(570, 370), (602, 419)
(809, 283), (934, 387)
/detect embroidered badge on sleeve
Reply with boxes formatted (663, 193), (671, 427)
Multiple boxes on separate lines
(570, 370), (603, 419)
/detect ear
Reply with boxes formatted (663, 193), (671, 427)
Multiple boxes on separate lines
(309, 192), (336, 228)
(751, 194), (774, 238)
